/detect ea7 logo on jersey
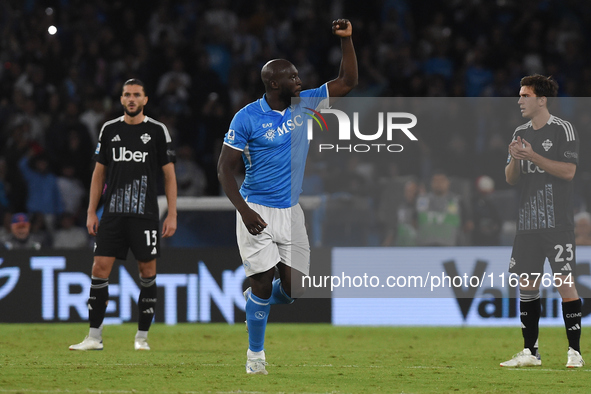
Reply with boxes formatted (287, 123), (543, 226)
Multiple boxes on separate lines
(113, 147), (148, 162)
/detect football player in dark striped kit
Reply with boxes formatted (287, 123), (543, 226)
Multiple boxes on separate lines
(70, 79), (177, 351)
(501, 74), (583, 368)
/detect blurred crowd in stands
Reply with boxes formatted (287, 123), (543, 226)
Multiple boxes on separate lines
(1, 0), (591, 248)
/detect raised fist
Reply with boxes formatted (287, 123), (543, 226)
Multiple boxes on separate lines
(332, 19), (352, 37)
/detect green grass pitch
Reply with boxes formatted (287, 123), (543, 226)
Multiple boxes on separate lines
(0, 323), (589, 393)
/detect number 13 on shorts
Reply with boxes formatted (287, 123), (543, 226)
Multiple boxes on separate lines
(145, 230), (157, 246)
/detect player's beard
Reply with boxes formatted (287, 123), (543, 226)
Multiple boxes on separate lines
(279, 87), (298, 107)
(124, 105), (143, 117)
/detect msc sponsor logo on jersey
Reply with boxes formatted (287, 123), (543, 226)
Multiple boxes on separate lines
(261, 118), (301, 142)
(521, 160), (545, 174)
(113, 147), (148, 162)
(275, 118), (300, 137)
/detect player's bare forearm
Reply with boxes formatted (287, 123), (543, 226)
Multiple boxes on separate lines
(529, 153), (576, 181)
(87, 163), (106, 214)
(509, 136), (576, 181)
(327, 19), (358, 98)
(505, 158), (521, 185)
(162, 163), (177, 237)
(217, 146), (249, 213)
(218, 145), (267, 234)
(338, 36), (358, 88)
(87, 162), (106, 235)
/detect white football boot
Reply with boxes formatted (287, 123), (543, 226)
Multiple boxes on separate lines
(246, 349), (268, 375)
(134, 337), (151, 351)
(69, 336), (103, 351)
(566, 347), (585, 368)
(500, 348), (541, 367)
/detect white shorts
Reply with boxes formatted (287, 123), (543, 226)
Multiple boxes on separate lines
(236, 202), (310, 277)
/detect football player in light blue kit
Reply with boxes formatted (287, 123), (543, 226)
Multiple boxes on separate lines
(218, 19), (357, 375)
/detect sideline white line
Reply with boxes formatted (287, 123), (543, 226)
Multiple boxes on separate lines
(504, 368), (589, 372)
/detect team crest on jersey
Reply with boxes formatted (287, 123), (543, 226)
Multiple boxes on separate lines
(141, 133), (151, 144)
(264, 128), (276, 141)
(542, 139), (552, 151)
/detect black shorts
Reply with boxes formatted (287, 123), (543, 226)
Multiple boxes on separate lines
(510, 231), (576, 276)
(94, 216), (160, 261)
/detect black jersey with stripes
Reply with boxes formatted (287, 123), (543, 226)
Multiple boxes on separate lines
(508, 115), (579, 233)
(95, 116), (175, 221)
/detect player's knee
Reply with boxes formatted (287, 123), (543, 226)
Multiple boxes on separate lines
(557, 285), (579, 301)
(138, 259), (156, 277)
(139, 267), (156, 278)
(252, 283), (273, 299)
(92, 258), (115, 278)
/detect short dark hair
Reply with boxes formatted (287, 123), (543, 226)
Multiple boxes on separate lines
(520, 74), (559, 98)
(122, 78), (146, 95)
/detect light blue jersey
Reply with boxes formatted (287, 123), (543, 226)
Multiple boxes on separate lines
(224, 84), (328, 208)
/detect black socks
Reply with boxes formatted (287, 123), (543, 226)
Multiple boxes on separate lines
(88, 276), (109, 329)
(138, 275), (157, 332)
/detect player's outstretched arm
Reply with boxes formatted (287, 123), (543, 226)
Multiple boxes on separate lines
(161, 162), (177, 238)
(327, 19), (358, 98)
(87, 162), (107, 236)
(217, 145), (267, 235)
